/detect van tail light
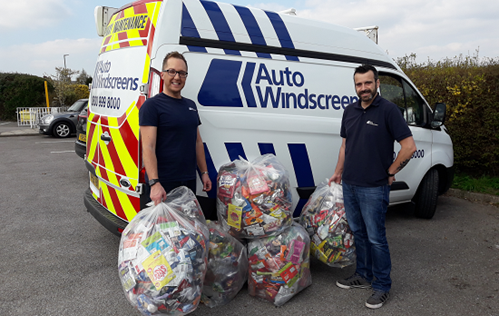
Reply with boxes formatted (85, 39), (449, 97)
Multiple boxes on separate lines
(148, 68), (163, 97)
(139, 167), (146, 184)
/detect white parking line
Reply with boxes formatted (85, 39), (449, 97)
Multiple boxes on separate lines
(37, 140), (75, 144)
(50, 150), (75, 154)
(0, 122), (10, 126)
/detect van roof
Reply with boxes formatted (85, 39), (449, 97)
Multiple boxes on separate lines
(179, 0), (397, 70)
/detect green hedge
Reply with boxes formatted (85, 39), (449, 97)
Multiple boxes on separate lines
(0, 73), (55, 120)
(397, 54), (499, 176)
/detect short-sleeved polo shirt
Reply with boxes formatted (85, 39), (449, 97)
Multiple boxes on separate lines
(340, 94), (412, 187)
(139, 93), (201, 181)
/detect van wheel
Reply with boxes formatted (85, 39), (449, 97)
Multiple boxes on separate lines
(413, 169), (439, 219)
(53, 122), (71, 138)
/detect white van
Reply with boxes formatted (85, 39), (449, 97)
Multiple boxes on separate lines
(84, 0), (453, 236)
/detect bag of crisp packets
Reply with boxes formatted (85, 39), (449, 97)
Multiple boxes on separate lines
(216, 154), (293, 239)
(299, 181), (355, 268)
(201, 220), (248, 308)
(247, 222), (312, 306)
(118, 189), (209, 316)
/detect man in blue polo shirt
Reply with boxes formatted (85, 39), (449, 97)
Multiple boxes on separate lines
(140, 51), (211, 206)
(329, 64), (416, 309)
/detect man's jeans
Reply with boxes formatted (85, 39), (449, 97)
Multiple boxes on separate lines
(342, 182), (391, 292)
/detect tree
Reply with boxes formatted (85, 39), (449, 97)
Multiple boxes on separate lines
(47, 67), (79, 106)
(76, 69), (92, 86)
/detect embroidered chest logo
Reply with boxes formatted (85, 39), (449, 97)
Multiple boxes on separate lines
(366, 120), (378, 127)
(188, 107), (197, 112)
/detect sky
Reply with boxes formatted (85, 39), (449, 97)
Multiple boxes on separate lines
(0, 0), (498, 78)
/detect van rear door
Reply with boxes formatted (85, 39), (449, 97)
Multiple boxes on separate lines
(87, 1), (162, 223)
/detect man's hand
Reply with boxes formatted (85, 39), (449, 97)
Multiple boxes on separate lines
(150, 183), (167, 205)
(388, 175), (395, 186)
(201, 173), (212, 192)
(329, 172), (342, 186)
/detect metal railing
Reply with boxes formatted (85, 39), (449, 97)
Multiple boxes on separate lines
(16, 107), (68, 128)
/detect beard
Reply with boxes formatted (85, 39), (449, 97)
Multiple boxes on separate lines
(357, 87), (377, 102)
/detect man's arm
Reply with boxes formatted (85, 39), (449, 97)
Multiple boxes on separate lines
(329, 138), (346, 185)
(141, 125), (166, 205)
(387, 136), (417, 185)
(196, 128), (212, 192)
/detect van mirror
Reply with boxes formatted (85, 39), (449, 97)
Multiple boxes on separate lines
(431, 103), (446, 128)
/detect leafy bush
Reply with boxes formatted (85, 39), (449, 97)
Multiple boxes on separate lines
(61, 84), (91, 106)
(72, 84), (91, 101)
(0, 73), (55, 120)
(397, 53), (499, 176)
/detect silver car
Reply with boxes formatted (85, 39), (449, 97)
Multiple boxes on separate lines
(39, 99), (88, 138)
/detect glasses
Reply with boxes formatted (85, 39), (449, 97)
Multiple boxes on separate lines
(163, 69), (188, 78)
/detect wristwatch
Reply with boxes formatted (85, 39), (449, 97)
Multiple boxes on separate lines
(148, 178), (160, 186)
(387, 170), (395, 177)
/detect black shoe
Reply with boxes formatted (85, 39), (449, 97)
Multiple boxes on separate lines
(365, 290), (390, 309)
(336, 273), (371, 289)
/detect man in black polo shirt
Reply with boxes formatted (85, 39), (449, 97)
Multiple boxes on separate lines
(140, 51), (212, 206)
(329, 64), (416, 309)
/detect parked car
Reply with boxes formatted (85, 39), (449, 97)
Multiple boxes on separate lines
(74, 105), (88, 159)
(39, 99), (88, 138)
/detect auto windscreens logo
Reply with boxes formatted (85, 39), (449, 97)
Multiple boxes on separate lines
(198, 59), (358, 110)
(92, 60), (140, 91)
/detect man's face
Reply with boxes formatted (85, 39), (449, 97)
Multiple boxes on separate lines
(162, 57), (187, 98)
(354, 71), (379, 103)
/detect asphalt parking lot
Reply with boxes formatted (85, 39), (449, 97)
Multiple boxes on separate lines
(0, 134), (498, 316)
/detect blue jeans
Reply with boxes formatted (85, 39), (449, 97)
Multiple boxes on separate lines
(342, 182), (391, 292)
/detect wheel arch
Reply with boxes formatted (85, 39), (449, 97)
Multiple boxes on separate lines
(433, 164), (454, 195)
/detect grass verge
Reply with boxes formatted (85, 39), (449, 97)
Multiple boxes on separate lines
(451, 173), (499, 196)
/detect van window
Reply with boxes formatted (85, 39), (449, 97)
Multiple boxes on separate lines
(379, 75), (405, 116)
(402, 80), (425, 126)
(379, 73), (425, 126)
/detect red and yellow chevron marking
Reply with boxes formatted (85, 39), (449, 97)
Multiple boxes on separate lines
(87, 112), (101, 170)
(99, 182), (141, 222)
(97, 102), (140, 191)
(87, 98), (143, 222)
(100, 1), (162, 54)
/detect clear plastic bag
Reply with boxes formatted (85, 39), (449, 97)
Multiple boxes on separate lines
(247, 222), (312, 306)
(118, 189), (209, 316)
(201, 221), (248, 308)
(299, 181), (355, 268)
(216, 154), (293, 239)
(164, 186), (206, 223)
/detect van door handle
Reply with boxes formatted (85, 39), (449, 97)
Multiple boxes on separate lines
(101, 132), (111, 145)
